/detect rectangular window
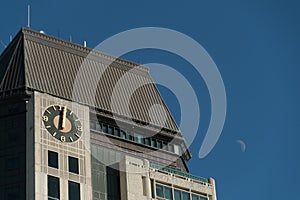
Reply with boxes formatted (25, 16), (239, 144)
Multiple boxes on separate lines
(156, 184), (172, 200)
(48, 175), (60, 200)
(95, 123), (101, 131)
(126, 133), (133, 140)
(174, 189), (181, 200)
(157, 140), (163, 149)
(156, 184), (164, 198)
(174, 144), (180, 155)
(162, 142), (168, 150)
(48, 151), (58, 169)
(151, 139), (157, 148)
(108, 126), (113, 134)
(69, 156), (79, 174)
(145, 138), (151, 145)
(102, 124), (108, 133)
(68, 181), (80, 200)
(182, 191), (190, 200)
(134, 133), (143, 144)
(164, 186), (172, 200)
(114, 128), (120, 136)
(120, 130), (126, 139)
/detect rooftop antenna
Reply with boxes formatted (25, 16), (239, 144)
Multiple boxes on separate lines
(27, 5), (31, 28)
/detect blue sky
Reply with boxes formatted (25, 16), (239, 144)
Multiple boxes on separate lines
(1, 0), (300, 199)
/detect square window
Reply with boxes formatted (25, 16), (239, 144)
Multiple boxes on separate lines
(69, 156), (79, 174)
(48, 151), (58, 169)
(68, 181), (80, 200)
(48, 175), (60, 199)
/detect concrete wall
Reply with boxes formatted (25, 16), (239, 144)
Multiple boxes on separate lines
(31, 92), (92, 200)
(120, 155), (217, 200)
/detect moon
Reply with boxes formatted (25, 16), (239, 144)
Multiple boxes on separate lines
(236, 140), (246, 152)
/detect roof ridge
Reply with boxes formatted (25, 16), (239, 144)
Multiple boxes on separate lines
(20, 27), (149, 73)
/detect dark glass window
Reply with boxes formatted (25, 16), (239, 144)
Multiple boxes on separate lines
(114, 128), (120, 136)
(163, 142), (168, 150)
(157, 140), (163, 149)
(69, 156), (79, 174)
(108, 126), (113, 134)
(144, 138), (151, 145)
(68, 181), (80, 200)
(48, 151), (58, 169)
(174, 189), (181, 200)
(182, 191), (190, 200)
(156, 184), (172, 200)
(5, 157), (19, 170)
(156, 184), (163, 197)
(95, 123), (101, 131)
(126, 133), (133, 140)
(48, 175), (60, 200)
(102, 124), (108, 133)
(120, 130), (126, 139)
(151, 139), (157, 148)
(192, 194), (199, 200)
(134, 133), (143, 144)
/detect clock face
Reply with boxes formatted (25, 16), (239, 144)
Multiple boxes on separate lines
(42, 105), (82, 143)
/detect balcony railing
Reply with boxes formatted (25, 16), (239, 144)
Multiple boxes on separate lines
(149, 162), (209, 184)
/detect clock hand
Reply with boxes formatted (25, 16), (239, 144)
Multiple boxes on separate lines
(61, 105), (67, 130)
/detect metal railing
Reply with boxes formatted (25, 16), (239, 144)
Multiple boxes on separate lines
(149, 162), (209, 184)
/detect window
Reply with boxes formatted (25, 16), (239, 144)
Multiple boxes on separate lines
(102, 124), (108, 133)
(174, 189), (181, 200)
(145, 138), (151, 145)
(114, 128), (120, 136)
(108, 126), (113, 134)
(182, 191), (190, 200)
(151, 139), (157, 147)
(95, 123), (101, 131)
(192, 194), (208, 200)
(120, 130), (126, 139)
(48, 175), (60, 200)
(126, 133), (133, 140)
(5, 157), (19, 170)
(174, 144), (180, 155)
(156, 184), (172, 200)
(174, 189), (190, 200)
(68, 181), (80, 200)
(157, 140), (163, 149)
(48, 151), (58, 169)
(69, 156), (79, 174)
(134, 133), (144, 144)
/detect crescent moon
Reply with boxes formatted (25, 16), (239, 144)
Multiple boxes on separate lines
(236, 140), (246, 152)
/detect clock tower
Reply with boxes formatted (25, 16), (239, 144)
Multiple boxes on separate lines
(0, 28), (217, 200)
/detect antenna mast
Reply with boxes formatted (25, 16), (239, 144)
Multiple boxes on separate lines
(27, 5), (31, 28)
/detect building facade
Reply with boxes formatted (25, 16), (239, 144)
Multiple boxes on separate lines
(0, 28), (217, 200)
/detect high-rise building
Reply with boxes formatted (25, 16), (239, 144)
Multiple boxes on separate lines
(0, 28), (217, 200)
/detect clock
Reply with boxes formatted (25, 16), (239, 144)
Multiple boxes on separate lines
(42, 105), (82, 143)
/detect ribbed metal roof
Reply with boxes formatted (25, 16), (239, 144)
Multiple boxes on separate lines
(0, 28), (180, 133)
